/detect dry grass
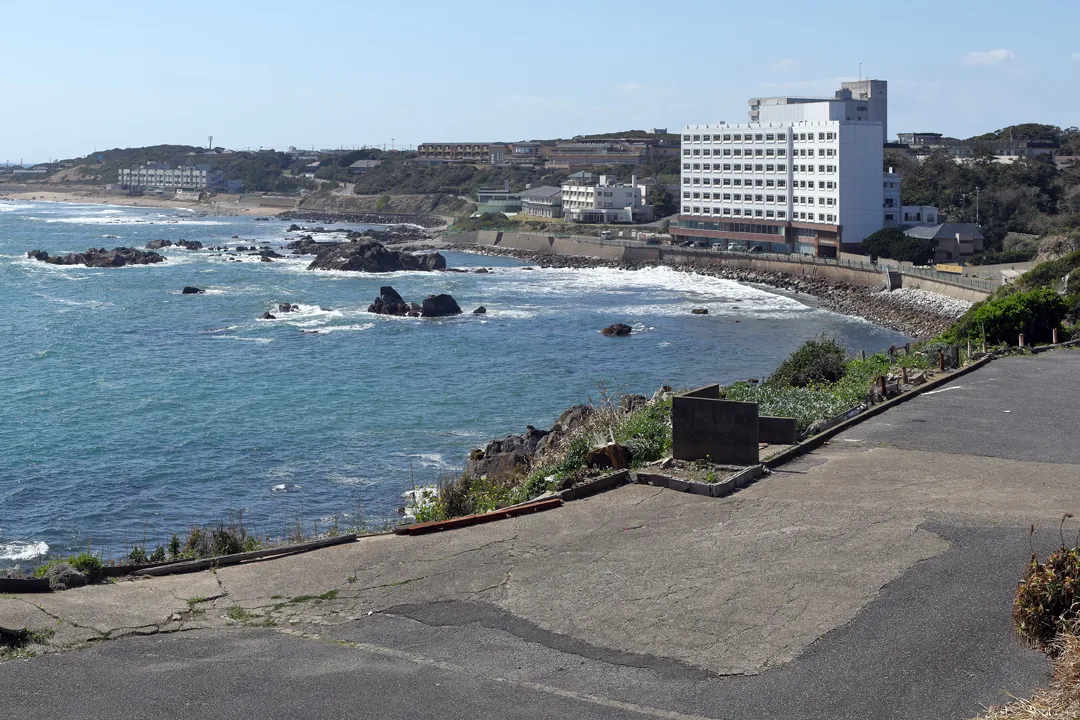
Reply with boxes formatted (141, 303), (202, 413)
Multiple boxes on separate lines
(979, 629), (1080, 719)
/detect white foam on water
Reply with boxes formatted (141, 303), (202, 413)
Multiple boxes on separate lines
(211, 335), (273, 344)
(37, 216), (231, 226)
(0, 540), (49, 561)
(0, 203), (36, 212)
(42, 295), (114, 310)
(302, 323), (376, 334)
(271, 483), (301, 492)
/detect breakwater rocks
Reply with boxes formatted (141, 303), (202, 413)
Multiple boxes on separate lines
(279, 210), (445, 229)
(445, 244), (967, 338)
(285, 223), (432, 246)
(27, 247), (165, 268)
(367, 285), (462, 318)
(307, 239), (446, 273)
(146, 239), (204, 251)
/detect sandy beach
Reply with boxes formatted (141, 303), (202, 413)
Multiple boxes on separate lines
(0, 185), (285, 217)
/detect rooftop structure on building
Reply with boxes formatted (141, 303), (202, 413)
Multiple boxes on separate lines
(348, 159), (382, 174)
(750, 79), (888, 140)
(901, 223), (985, 264)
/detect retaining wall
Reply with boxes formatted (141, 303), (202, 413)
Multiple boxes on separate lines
(449, 231), (993, 302)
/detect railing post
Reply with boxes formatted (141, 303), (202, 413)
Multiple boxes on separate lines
(1053, 327), (1060, 344)
(1018, 334), (1025, 348)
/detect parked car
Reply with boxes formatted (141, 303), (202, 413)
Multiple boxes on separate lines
(694, 240), (709, 248)
(748, 245), (764, 253)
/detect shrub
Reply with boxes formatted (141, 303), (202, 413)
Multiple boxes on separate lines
(967, 248), (1037, 266)
(1015, 544), (1080, 655)
(769, 335), (847, 388)
(945, 287), (1067, 345)
(612, 397), (672, 466)
(862, 227), (934, 264)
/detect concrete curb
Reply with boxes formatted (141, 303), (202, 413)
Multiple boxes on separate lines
(765, 356), (994, 470)
(1031, 338), (1080, 354)
(393, 497), (563, 536)
(630, 464), (763, 499)
(0, 578), (51, 594)
(558, 470), (630, 501)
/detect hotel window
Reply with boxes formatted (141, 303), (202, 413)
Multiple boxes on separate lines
(819, 213), (826, 220)
(766, 195), (775, 202)
(799, 133), (807, 141)
(734, 149), (742, 157)
(819, 165), (826, 172)
(702, 193), (710, 199)
(755, 134), (763, 141)
(766, 179), (775, 187)
(723, 208), (731, 215)
(766, 149), (775, 157)
(723, 134), (732, 141)
(692, 178), (700, 185)
(692, 206), (700, 213)
(777, 149), (786, 157)
(828, 165), (836, 172)
(733, 179), (742, 186)
(826, 149), (835, 157)
(723, 149), (732, 156)
(766, 134), (775, 141)
(693, 135), (701, 141)
(683, 163), (691, 170)
(776, 133), (786, 141)
(808, 197), (815, 205)
(723, 164), (731, 171)
(702, 177), (711, 185)
(683, 192), (691, 199)
(703, 149), (711, 156)
(702, 163), (711, 170)
(723, 193), (731, 200)
(755, 164), (763, 171)
(693, 149), (701, 156)
(818, 133), (825, 140)
(766, 210), (775, 217)
(733, 134), (742, 141)
(765, 164), (774, 172)
(778, 179), (786, 187)
(682, 206), (690, 213)
(755, 194), (763, 202)
(827, 181), (835, 189)
(702, 135), (711, 141)
(734, 193), (742, 200)
(778, 210), (786, 218)
(692, 163), (700, 170)
(683, 150), (691, 156)
(723, 179), (731, 186)
(755, 149), (764, 156)
(692, 192), (700, 199)
(733, 208), (742, 215)
(818, 181), (825, 189)
(827, 132), (835, 140)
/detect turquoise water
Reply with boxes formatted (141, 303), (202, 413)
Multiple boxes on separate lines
(0, 200), (908, 563)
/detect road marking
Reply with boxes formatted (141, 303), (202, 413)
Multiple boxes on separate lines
(922, 385), (964, 396)
(327, 636), (718, 720)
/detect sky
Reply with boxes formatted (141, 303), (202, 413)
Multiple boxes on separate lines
(2, 0), (1078, 162)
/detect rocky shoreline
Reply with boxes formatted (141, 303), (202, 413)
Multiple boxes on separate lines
(278, 210), (446, 229)
(445, 243), (971, 339)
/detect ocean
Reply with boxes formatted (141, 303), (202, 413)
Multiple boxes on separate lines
(0, 200), (908, 564)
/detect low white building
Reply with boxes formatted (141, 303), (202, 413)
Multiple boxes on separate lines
(561, 175), (653, 224)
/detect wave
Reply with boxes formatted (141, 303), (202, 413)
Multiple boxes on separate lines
(300, 323), (375, 334)
(211, 335), (274, 344)
(0, 540), (49, 561)
(35, 216), (231, 226)
(0, 203), (35, 213)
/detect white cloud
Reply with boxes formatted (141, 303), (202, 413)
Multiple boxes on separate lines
(771, 58), (797, 72)
(961, 49), (1015, 67)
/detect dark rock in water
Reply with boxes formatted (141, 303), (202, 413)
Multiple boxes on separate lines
(236, 245), (251, 251)
(691, 308), (709, 315)
(473, 306), (487, 315)
(260, 255), (274, 262)
(46, 562), (87, 591)
(445, 268), (469, 273)
(307, 238), (445, 273)
(601, 323), (632, 336)
(421, 293), (462, 317)
(522, 267), (535, 271)
(27, 247), (165, 268)
(368, 286), (411, 316)
(288, 224), (302, 232)
(182, 286), (205, 294)
(259, 311), (276, 320)
(254, 217), (270, 222)
(259, 249), (284, 259)
(585, 443), (631, 471)
(146, 239), (173, 249)
(278, 303), (299, 313)
(474, 268), (489, 274)
(177, 240), (204, 251)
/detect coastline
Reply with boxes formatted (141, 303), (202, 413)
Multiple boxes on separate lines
(0, 186), (281, 217)
(443, 242), (970, 339)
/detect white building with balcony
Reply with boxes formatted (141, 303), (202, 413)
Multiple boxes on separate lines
(560, 175), (652, 223)
(119, 163), (220, 191)
(672, 120), (884, 255)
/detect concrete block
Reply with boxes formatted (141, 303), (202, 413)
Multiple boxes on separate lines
(680, 384), (721, 400)
(710, 479), (736, 497)
(759, 416), (797, 445)
(634, 472), (668, 487)
(687, 481), (712, 497)
(731, 464), (764, 489)
(672, 395), (759, 465)
(667, 477), (691, 492)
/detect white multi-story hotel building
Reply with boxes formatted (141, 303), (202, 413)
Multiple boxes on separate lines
(119, 163), (219, 191)
(671, 119), (884, 255)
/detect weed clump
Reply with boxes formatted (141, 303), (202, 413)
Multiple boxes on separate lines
(1014, 522), (1080, 655)
(768, 335), (847, 388)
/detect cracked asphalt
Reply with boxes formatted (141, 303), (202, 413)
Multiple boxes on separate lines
(3, 352), (1078, 719)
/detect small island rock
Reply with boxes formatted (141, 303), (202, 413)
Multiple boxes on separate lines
(182, 286), (205, 294)
(421, 294), (463, 318)
(473, 306), (487, 315)
(601, 323), (633, 336)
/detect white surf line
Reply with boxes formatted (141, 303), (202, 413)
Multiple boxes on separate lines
(282, 630), (718, 720)
(922, 385), (964, 396)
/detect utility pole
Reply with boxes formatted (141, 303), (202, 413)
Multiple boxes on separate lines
(975, 186), (980, 225)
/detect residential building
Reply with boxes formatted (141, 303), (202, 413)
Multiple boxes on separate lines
(892, 133), (1060, 163)
(475, 182), (521, 214)
(520, 185), (563, 218)
(671, 120), (884, 255)
(119, 163), (221, 191)
(560, 175), (653, 224)
(416, 142), (507, 165)
(750, 79), (888, 140)
(900, 206), (939, 225)
(883, 171), (901, 226)
(348, 159), (382, 174)
(897, 132), (944, 146)
(547, 141), (651, 170)
(901, 223), (984, 263)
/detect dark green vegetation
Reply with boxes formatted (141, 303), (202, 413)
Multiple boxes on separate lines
(939, 247), (1080, 346)
(966, 248), (1037, 265)
(32, 552), (104, 582)
(346, 155), (566, 196)
(768, 335), (847, 387)
(887, 124), (1080, 247)
(861, 227), (934, 264)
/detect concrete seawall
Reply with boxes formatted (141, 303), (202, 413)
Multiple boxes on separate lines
(450, 230), (993, 303)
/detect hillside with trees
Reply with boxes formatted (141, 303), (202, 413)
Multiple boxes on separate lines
(886, 124), (1080, 248)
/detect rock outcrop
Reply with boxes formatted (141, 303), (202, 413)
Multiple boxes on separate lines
(421, 294), (462, 317)
(146, 239), (203, 250)
(46, 563), (87, 591)
(307, 239), (445, 273)
(367, 286), (412, 316)
(27, 247), (165, 267)
(473, 306), (487, 314)
(182, 286), (205, 294)
(601, 323), (632, 336)
(691, 308), (709, 315)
